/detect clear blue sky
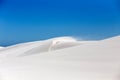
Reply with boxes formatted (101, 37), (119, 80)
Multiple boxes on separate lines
(0, 0), (120, 46)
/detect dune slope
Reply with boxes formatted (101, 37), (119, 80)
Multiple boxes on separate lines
(0, 36), (120, 80)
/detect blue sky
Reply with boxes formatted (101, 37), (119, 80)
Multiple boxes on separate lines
(0, 0), (120, 46)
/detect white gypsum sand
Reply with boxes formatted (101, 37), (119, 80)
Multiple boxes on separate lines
(0, 36), (120, 80)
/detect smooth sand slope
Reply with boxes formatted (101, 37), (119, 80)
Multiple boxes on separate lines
(0, 36), (120, 80)
(0, 37), (79, 58)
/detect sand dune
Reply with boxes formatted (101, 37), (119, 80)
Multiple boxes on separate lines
(0, 47), (4, 48)
(0, 36), (120, 80)
(0, 37), (79, 58)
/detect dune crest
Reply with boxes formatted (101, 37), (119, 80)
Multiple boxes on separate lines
(0, 37), (79, 57)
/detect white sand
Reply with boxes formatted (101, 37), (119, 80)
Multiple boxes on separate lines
(0, 36), (120, 80)
(0, 47), (4, 49)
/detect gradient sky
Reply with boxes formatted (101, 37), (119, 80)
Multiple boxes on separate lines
(0, 0), (120, 46)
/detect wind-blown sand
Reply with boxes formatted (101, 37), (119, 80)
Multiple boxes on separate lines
(0, 36), (120, 80)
